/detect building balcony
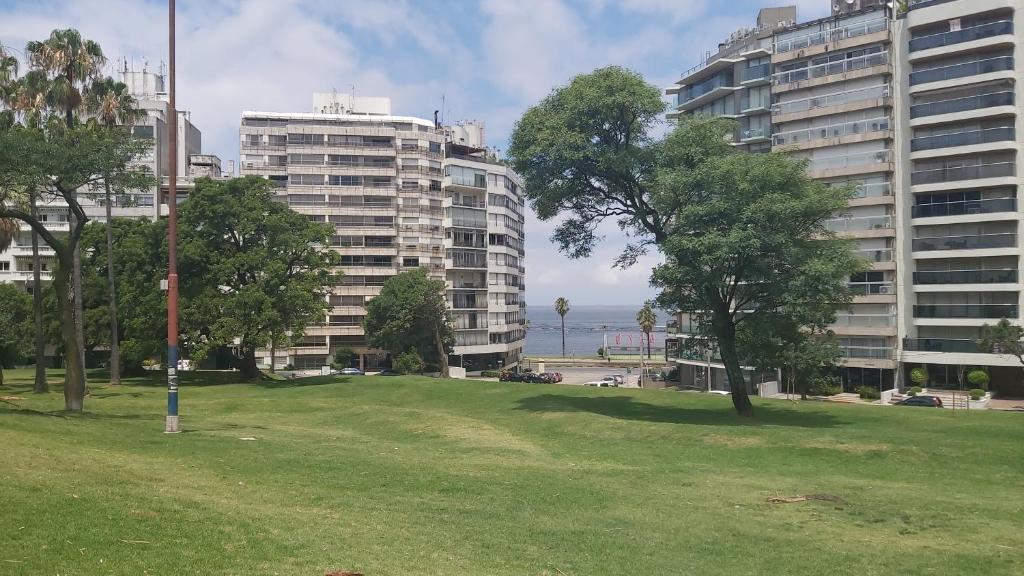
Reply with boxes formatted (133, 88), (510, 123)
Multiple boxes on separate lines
(910, 56), (1014, 86)
(840, 345), (894, 360)
(902, 337), (980, 353)
(676, 77), (739, 112)
(773, 117), (890, 147)
(773, 17), (888, 54)
(914, 304), (1018, 319)
(739, 128), (771, 143)
(824, 215), (892, 233)
(808, 150), (892, 174)
(910, 91), (1014, 119)
(913, 268), (1017, 285)
(773, 51), (889, 86)
(849, 281), (894, 295)
(911, 161), (1015, 186)
(740, 63), (771, 85)
(909, 20), (1013, 53)
(910, 127), (1015, 152)
(833, 313), (895, 328)
(911, 197), (1016, 219)
(772, 84), (890, 117)
(912, 232), (1016, 252)
(907, 0), (956, 10)
(858, 248), (894, 263)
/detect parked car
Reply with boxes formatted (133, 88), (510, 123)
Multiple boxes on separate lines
(708, 389), (731, 395)
(338, 367), (364, 376)
(375, 369), (401, 376)
(897, 395), (943, 407)
(585, 376), (620, 387)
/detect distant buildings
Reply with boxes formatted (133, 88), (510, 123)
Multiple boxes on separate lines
(664, 0), (1024, 396)
(0, 65), (226, 288)
(239, 95), (526, 371)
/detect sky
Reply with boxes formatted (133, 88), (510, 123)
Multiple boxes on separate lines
(0, 0), (830, 306)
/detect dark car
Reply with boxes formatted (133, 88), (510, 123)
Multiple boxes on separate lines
(376, 369), (401, 376)
(897, 395), (943, 407)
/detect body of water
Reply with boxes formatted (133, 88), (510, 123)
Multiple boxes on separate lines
(524, 304), (669, 357)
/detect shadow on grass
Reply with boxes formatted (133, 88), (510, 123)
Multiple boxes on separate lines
(258, 375), (353, 388)
(515, 394), (844, 429)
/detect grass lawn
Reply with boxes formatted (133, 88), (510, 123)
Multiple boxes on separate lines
(1, 368), (1022, 575)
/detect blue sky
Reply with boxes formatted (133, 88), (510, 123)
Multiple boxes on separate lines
(0, 0), (829, 306)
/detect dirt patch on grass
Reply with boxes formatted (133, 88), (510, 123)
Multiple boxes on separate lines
(804, 439), (891, 454)
(410, 413), (543, 454)
(703, 434), (764, 448)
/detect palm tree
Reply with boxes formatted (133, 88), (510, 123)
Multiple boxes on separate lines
(636, 303), (657, 360)
(84, 78), (142, 386)
(25, 29), (107, 384)
(554, 297), (569, 357)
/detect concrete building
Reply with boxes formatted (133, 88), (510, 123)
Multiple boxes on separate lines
(239, 96), (525, 371)
(895, 0), (1024, 393)
(0, 65), (221, 289)
(664, 0), (1024, 396)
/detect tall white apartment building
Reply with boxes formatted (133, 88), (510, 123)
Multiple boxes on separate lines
(664, 0), (1024, 397)
(239, 96), (525, 371)
(895, 0), (1024, 394)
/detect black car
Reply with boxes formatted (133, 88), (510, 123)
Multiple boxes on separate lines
(897, 395), (943, 407)
(376, 369), (401, 376)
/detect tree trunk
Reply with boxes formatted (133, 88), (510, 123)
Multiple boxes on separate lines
(269, 341), (276, 373)
(54, 263), (86, 411)
(560, 315), (565, 357)
(236, 347), (260, 381)
(70, 206), (86, 381)
(714, 321), (754, 417)
(104, 183), (120, 386)
(30, 199), (47, 394)
(435, 326), (450, 378)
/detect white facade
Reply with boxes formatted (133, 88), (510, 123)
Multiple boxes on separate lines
(239, 97), (525, 371)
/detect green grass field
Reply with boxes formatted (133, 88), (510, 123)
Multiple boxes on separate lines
(1, 368), (1022, 575)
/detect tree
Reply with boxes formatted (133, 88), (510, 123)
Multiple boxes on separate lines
(0, 122), (150, 410)
(83, 77), (144, 386)
(393, 348), (425, 375)
(178, 176), (338, 380)
(0, 283), (33, 387)
(26, 29), (109, 381)
(508, 67), (863, 416)
(363, 269), (454, 376)
(77, 218), (167, 374)
(909, 367), (929, 388)
(332, 347), (356, 369)
(967, 369), (990, 391)
(979, 318), (1024, 366)
(554, 297), (569, 357)
(636, 303), (656, 359)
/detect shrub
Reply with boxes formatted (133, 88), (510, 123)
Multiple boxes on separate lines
(857, 386), (881, 400)
(909, 386), (922, 396)
(283, 363), (295, 371)
(967, 369), (990, 391)
(969, 388), (986, 401)
(481, 370), (501, 378)
(808, 374), (842, 397)
(596, 347), (605, 357)
(332, 347), (356, 369)
(394, 348), (425, 375)
(910, 367), (929, 387)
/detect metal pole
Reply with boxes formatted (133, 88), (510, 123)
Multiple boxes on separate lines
(165, 0), (180, 433)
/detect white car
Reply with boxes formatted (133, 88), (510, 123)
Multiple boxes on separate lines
(585, 376), (620, 387)
(708, 389), (731, 395)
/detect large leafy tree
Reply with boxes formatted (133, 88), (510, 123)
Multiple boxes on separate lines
(363, 268), (454, 376)
(0, 122), (150, 410)
(0, 283), (33, 387)
(979, 319), (1024, 366)
(554, 297), (569, 357)
(178, 176), (338, 380)
(509, 67), (863, 416)
(76, 218), (167, 374)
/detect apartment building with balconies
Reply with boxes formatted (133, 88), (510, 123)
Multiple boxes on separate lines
(773, 6), (898, 390)
(240, 97), (525, 371)
(665, 6), (798, 151)
(895, 0), (1024, 394)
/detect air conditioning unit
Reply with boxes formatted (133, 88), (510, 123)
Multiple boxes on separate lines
(878, 285), (891, 294)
